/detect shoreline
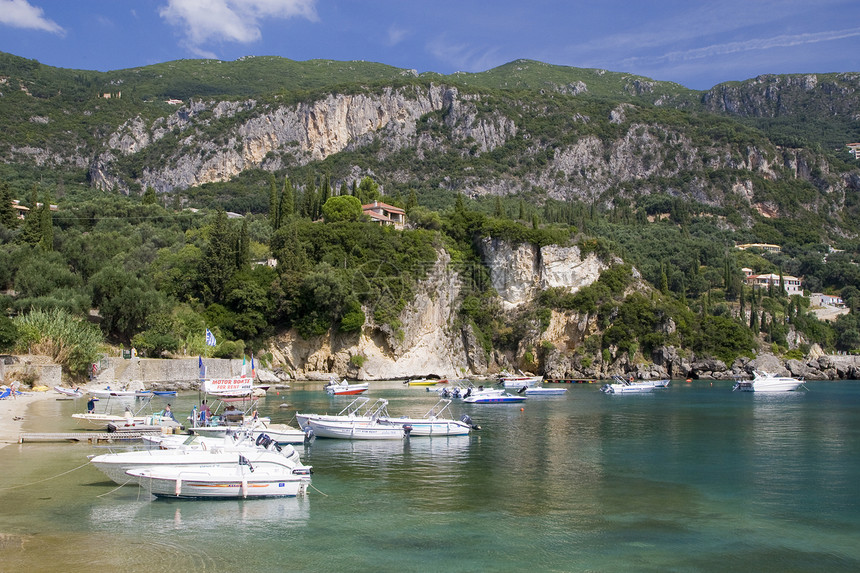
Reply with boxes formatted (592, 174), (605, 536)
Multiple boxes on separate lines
(0, 390), (57, 449)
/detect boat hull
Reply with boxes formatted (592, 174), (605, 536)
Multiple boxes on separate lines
(127, 467), (309, 499)
(463, 395), (526, 403)
(377, 418), (471, 436)
(524, 387), (568, 396)
(91, 448), (309, 485)
(501, 376), (543, 389)
(734, 371), (805, 392)
(306, 419), (407, 440)
(192, 423), (306, 444)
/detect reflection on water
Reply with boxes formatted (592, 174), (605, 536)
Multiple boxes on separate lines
(2, 381), (860, 571)
(89, 494), (309, 530)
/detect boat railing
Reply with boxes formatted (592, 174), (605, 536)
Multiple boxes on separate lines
(423, 399), (453, 420)
(367, 399), (390, 420)
(335, 396), (371, 416)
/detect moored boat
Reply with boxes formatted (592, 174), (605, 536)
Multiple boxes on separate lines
(733, 371), (805, 392)
(462, 387), (526, 403)
(306, 418), (410, 440)
(90, 438), (309, 485)
(295, 397), (387, 430)
(523, 386), (568, 396)
(498, 371), (543, 389)
(324, 377), (369, 395)
(405, 378), (437, 386)
(54, 386), (84, 398)
(127, 462), (310, 499)
(377, 399), (477, 436)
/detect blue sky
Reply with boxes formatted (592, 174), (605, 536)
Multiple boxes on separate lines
(0, 0), (858, 90)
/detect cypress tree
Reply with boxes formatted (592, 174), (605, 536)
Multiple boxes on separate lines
(235, 218), (250, 270)
(494, 196), (503, 218)
(202, 209), (236, 303)
(279, 176), (294, 228)
(660, 262), (669, 295)
(39, 192), (53, 251)
(268, 175), (279, 229)
(18, 184), (42, 246)
(0, 179), (16, 227)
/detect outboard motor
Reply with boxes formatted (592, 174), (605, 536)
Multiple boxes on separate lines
(460, 414), (481, 430)
(303, 426), (314, 442)
(255, 433), (273, 449)
(463, 388), (472, 399)
(403, 424), (413, 436)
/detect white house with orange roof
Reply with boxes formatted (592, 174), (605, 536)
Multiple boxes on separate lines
(362, 201), (405, 230)
(744, 272), (802, 295)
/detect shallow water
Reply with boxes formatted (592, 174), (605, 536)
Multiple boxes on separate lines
(2, 380), (859, 572)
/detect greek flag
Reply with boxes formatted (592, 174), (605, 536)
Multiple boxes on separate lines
(205, 329), (217, 347)
(239, 455), (255, 473)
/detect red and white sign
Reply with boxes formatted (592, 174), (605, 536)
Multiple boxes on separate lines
(204, 375), (253, 395)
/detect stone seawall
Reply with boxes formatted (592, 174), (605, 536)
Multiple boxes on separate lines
(94, 357), (249, 390)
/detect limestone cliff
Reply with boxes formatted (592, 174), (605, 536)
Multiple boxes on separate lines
(480, 238), (613, 309)
(90, 85), (516, 194)
(268, 239), (610, 379)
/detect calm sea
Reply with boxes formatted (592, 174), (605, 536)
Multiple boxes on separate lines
(1, 380), (859, 572)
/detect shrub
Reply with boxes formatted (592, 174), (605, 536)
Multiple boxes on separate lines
(14, 308), (103, 378)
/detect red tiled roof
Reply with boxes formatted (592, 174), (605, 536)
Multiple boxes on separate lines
(362, 201), (405, 214)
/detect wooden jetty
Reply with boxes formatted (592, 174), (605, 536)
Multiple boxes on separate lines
(18, 429), (165, 444)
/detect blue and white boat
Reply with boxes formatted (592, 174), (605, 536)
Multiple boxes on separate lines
(462, 387), (526, 404)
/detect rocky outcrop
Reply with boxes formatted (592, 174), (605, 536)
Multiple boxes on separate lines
(480, 238), (611, 309)
(268, 239), (620, 379)
(270, 249), (476, 380)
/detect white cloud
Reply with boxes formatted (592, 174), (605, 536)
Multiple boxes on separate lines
(159, 0), (318, 55)
(386, 25), (408, 47)
(623, 27), (860, 68)
(0, 0), (64, 34)
(427, 34), (503, 73)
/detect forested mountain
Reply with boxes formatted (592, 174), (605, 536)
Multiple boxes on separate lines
(1, 51), (859, 380)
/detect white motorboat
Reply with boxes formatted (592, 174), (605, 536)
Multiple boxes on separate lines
(462, 387), (526, 403)
(733, 371), (805, 392)
(523, 386), (568, 396)
(127, 462), (310, 499)
(54, 386), (84, 398)
(90, 386), (139, 398)
(295, 398), (389, 430)
(192, 420), (306, 444)
(499, 371), (543, 389)
(306, 418), (410, 440)
(377, 399), (477, 436)
(72, 407), (149, 428)
(601, 376), (669, 394)
(90, 440), (310, 485)
(323, 377), (369, 395)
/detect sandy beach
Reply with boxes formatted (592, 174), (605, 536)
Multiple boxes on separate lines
(0, 390), (57, 448)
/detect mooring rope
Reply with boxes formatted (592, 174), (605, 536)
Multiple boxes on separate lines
(96, 477), (134, 498)
(308, 483), (328, 497)
(0, 460), (92, 491)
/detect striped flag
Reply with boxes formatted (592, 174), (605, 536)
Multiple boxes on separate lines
(251, 355), (256, 378)
(205, 329), (216, 347)
(198, 356), (205, 379)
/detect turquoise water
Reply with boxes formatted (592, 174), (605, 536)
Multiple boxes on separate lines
(2, 380), (859, 572)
